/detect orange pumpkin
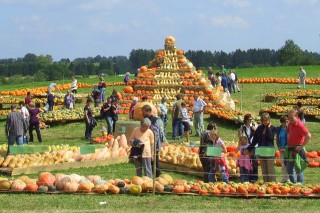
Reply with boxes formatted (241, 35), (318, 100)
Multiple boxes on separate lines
(123, 86), (134, 93)
(132, 102), (158, 121)
(25, 183), (38, 192)
(37, 172), (56, 187)
(140, 66), (148, 73)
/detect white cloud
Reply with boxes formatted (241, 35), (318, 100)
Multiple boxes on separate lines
(210, 16), (248, 28)
(13, 15), (73, 39)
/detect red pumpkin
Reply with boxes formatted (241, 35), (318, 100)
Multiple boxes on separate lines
(37, 172), (56, 187)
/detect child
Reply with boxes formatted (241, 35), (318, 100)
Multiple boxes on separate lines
(276, 115), (290, 182)
(236, 135), (252, 182)
(208, 129), (229, 183)
(124, 72), (130, 85)
(180, 102), (190, 143)
(100, 123), (107, 137)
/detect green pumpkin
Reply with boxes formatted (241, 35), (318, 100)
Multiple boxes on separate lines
(119, 187), (129, 194)
(117, 181), (126, 188)
(38, 185), (49, 192)
(164, 184), (173, 192)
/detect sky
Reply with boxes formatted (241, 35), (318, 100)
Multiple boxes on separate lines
(0, 0), (320, 61)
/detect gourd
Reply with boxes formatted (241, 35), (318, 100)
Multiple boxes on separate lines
(37, 172), (56, 187)
(87, 175), (101, 183)
(129, 184), (142, 194)
(78, 182), (94, 193)
(111, 138), (119, 158)
(159, 174), (173, 185)
(155, 177), (168, 186)
(155, 181), (164, 192)
(38, 185), (48, 192)
(131, 176), (143, 186)
(64, 182), (79, 193)
(93, 184), (108, 194)
(2, 155), (14, 167)
(25, 183), (38, 192)
(118, 134), (128, 149)
(119, 187), (129, 194)
(141, 181), (153, 192)
(0, 180), (11, 191)
(10, 179), (26, 191)
(108, 185), (120, 194)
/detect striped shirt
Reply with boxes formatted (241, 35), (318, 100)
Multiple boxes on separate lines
(6, 111), (26, 136)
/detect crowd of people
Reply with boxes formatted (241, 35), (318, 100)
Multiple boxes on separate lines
(4, 68), (312, 184)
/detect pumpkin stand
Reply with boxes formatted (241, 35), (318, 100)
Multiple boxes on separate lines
(0, 172), (320, 198)
(120, 36), (236, 120)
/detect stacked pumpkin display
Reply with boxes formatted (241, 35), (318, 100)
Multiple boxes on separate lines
(121, 36), (236, 115)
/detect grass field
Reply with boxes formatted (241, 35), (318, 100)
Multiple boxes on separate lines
(0, 65), (320, 212)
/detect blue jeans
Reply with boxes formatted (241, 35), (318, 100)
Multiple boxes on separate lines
(106, 116), (114, 135)
(239, 166), (250, 183)
(8, 135), (24, 154)
(134, 157), (153, 178)
(208, 159), (229, 183)
(100, 88), (106, 102)
(85, 120), (93, 139)
(172, 118), (183, 139)
(159, 115), (167, 139)
(286, 160), (304, 183)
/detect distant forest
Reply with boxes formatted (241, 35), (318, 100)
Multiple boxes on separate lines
(0, 39), (319, 84)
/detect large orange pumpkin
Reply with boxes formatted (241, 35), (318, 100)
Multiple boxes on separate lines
(123, 86), (134, 94)
(37, 172), (56, 187)
(133, 102), (158, 121)
(140, 66), (148, 73)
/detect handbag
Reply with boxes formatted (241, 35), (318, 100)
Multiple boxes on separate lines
(90, 118), (97, 127)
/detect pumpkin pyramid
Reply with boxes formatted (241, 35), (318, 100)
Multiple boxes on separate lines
(121, 36), (235, 116)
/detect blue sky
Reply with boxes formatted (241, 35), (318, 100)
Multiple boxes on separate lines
(0, 0), (319, 61)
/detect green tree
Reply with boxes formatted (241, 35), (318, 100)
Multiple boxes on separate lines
(278, 39), (303, 65)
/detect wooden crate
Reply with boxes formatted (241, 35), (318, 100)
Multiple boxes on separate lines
(0, 157), (128, 176)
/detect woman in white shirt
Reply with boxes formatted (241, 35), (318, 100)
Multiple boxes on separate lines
(19, 101), (29, 144)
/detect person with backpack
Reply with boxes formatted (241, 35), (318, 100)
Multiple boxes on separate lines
(142, 104), (163, 177)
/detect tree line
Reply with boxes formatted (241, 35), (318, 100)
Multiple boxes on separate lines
(0, 39), (319, 84)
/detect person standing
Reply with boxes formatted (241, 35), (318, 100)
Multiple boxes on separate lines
(192, 94), (207, 137)
(180, 102), (191, 143)
(19, 101), (29, 144)
(71, 76), (78, 94)
(286, 109), (311, 183)
(208, 129), (229, 183)
(221, 73), (229, 95)
(25, 92), (32, 107)
(84, 99), (94, 140)
(142, 104), (163, 177)
(236, 135), (252, 183)
(5, 105), (27, 154)
(233, 70), (241, 92)
(298, 66), (306, 89)
(171, 94), (183, 140)
(248, 113), (277, 182)
(158, 97), (168, 139)
(229, 70), (236, 93)
(91, 86), (101, 107)
(199, 122), (217, 183)
(124, 72), (130, 85)
(129, 97), (139, 120)
(103, 98), (115, 135)
(98, 77), (107, 102)
(130, 118), (154, 178)
(294, 101), (305, 124)
(64, 90), (75, 109)
(208, 67), (216, 87)
(221, 65), (227, 74)
(28, 103), (44, 143)
(276, 115), (290, 183)
(48, 83), (58, 92)
(238, 114), (258, 182)
(47, 90), (55, 111)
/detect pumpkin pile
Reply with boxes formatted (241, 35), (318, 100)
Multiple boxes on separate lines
(238, 77), (320, 85)
(1, 172), (320, 197)
(0, 134), (130, 169)
(159, 144), (239, 176)
(120, 36), (235, 117)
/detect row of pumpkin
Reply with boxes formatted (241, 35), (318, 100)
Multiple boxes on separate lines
(0, 172), (319, 196)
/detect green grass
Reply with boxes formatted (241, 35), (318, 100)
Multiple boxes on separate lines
(1, 66), (320, 212)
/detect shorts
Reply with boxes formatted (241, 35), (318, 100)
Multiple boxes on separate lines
(182, 121), (190, 132)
